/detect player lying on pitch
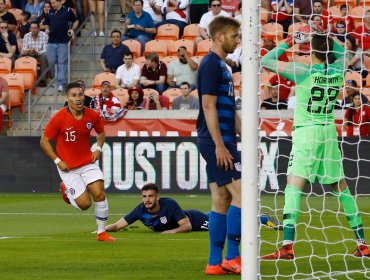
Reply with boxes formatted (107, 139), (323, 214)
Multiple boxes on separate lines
(105, 183), (282, 234)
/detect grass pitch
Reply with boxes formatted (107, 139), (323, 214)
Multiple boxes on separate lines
(1, 193), (370, 279)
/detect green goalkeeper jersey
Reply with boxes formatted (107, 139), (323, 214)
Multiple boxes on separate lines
(261, 41), (346, 127)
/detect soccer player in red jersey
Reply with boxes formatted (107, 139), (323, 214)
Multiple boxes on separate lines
(40, 82), (115, 242)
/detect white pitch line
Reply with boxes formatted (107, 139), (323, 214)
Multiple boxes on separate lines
(302, 269), (369, 280)
(0, 212), (124, 216)
(0, 236), (207, 241)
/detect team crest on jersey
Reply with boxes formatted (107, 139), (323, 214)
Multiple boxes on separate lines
(70, 188), (75, 195)
(86, 122), (92, 130)
(160, 216), (167, 224)
(234, 162), (241, 172)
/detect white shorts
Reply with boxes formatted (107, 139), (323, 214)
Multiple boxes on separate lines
(58, 163), (104, 199)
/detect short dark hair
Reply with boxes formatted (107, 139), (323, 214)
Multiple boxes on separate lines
(145, 52), (159, 63)
(133, 0), (143, 5)
(311, 33), (333, 62)
(346, 34), (357, 51)
(340, 4), (347, 10)
(65, 82), (82, 95)
(208, 16), (240, 40)
(180, 81), (190, 88)
(30, 21), (40, 28)
(124, 51), (134, 58)
(313, 0), (323, 5)
(209, 0), (221, 7)
(22, 11), (31, 21)
(141, 183), (159, 193)
(111, 29), (121, 37)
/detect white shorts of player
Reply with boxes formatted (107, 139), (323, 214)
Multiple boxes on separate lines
(58, 163), (104, 199)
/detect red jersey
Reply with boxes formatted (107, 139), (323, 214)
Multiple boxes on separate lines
(345, 105), (370, 136)
(221, 0), (240, 16)
(320, 10), (332, 31)
(44, 106), (104, 169)
(354, 25), (370, 51)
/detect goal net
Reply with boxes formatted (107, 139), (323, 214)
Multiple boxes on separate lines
(256, 1), (370, 279)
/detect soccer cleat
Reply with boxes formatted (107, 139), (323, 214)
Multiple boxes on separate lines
(261, 213), (283, 231)
(235, 256), (241, 266)
(353, 245), (370, 257)
(97, 232), (116, 242)
(59, 182), (71, 204)
(205, 264), (229, 275)
(261, 244), (295, 260)
(221, 258), (241, 274)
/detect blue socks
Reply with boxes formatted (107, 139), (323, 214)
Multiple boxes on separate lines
(208, 211), (227, 265)
(226, 205), (241, 260)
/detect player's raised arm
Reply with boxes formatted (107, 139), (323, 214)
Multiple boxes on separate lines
(106, 218), (129, 232)
(161, 217), (192, 234)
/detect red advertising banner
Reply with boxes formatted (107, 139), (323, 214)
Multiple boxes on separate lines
(102, 118), (346, 137)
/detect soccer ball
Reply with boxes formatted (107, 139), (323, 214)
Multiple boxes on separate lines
(293, 24), (311, 44)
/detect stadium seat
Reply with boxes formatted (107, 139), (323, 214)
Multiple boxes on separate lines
(191, 55), (204, 65)
(3, 73), (25, 113)
(8, 8), (22, 25)
(350, 6), (370, 27)
(84, 87), (101, 98)
(155, 24), (180, 41)
(359, 0), (370, 6)
(134, 56), (147, 68)
(161, 56), (177, 66)
(143, 40), (169, 58)
(334, 0), (356, 8)
(345, 71), (362, 88)
(112, 88), (129, 107)
(93, 72), (116, 89)
(262, 22), (284, 41)
(0, 56), (12, 76)
(182, 24), (200, 41)
(287, 22), (307, 37)
(190, 89), (198, 97)
(259, 71), (275, 100)
(328, 6), (343, 19)
(293, 55), (311, 65)
(168, 39), (195, 56)
(365, 73), (370, 87)
(196, 39), (212, 56)
(232, 72), (242, 92)
(13, 56), (37, 94)
(260, 7), (269, 25)
(163, 88), (181, 108)
(362, 87), (370, 99)
(122, 39), (141, 59)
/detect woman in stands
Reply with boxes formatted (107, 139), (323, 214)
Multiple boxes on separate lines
(36, 1), (50, 32)
(125, 86), (144, 110)
(344, 92), (370, 137)
(346, 35), (369, 79)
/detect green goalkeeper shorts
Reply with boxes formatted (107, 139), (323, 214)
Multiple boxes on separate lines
(287, 124), (345, 184)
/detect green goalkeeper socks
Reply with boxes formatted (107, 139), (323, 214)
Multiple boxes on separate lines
(283, 185), (302, 242)
(334, 187), (364, 240)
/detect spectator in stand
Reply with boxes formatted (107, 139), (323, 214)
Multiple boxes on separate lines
(10, 0), (26, 9)
(344, 92), (370, 137)
(25, 0), (44, 20)
(333, 4), (354, 34)
(189, 0), (209, 24)
(196, 0), (229, 45)
(21, 22), (49, 86)
(88, 0), (105, 37)
(140, 52), (167, 94)
(293, 0), (312, 24)
(0, 22), (17, 60)
(167, 46), (198, 90)
(332, 21), (346, 46)
(354, 10), (370, 52)
(0, 76), (8, 133)
(142, 90), (170, 109)
(123, 0), (156, 55)
(17, 11), (31, 40)
(260, 38), (289, 61)
(44, 0), (78, 92)
(270, 0), (293, 35)
(157, 0), (190, 36)
(0, 0), (18, 32)
(267, 73), (294, 101)
(226, 44), (242, 72)
(115, 51), (141, 89)
(37, 1), (51, 32)
(221, 0), (240, 17)
(342, 79), (369, 108)
(172, 81), (199, 110)
(119, 0), (128, 22)
(74, 0), (85, 29)
(310, 14), (324, 30)
(125, 86), (144, 110)
(346, 35), (368, 79)
(100, 29), (130, 73)
(235, 80), (241, 110)
(312, 0), (332, 31)
(261, 75), (288, 110)
(143, 0), (164, 25)
(91, 81), (126, 121)
(234, 1), (241, 23)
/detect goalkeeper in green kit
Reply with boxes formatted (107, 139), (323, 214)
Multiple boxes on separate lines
(260, 23), (370, 260)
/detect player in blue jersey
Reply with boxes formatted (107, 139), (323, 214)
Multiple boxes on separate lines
(196, 16), (242, 275)
(106, 183), (209, 233)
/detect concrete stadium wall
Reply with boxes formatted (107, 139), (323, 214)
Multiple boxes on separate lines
(0, 137), (370, 194)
